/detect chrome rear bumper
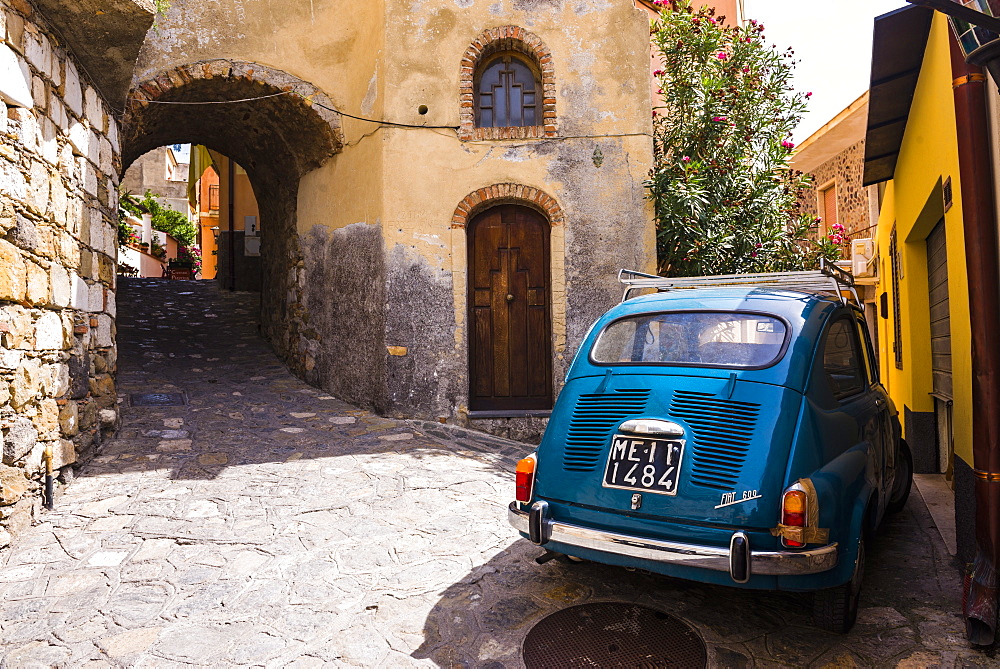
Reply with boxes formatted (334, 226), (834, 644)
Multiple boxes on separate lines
(508, 501), (838, 582)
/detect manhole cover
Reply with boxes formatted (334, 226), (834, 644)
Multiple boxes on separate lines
(130, 393), (186, 406)
(523, 603), (706, 669)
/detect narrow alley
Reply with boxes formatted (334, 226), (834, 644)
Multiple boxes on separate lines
(0, 281), (987, 667)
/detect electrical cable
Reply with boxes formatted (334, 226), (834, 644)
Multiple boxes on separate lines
(131, 91), (460, 129)
(311, 101), (459, 130)
(127, 91), (653, 143)
(130, 92), (291, 105)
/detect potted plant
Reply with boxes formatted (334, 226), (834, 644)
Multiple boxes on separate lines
(150, 238), (167, 260)
(168, 246), (202, 279)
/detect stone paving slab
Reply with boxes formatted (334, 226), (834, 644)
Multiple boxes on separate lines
(0, 279), (995, 667)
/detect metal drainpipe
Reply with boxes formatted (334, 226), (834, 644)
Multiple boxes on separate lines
(228, 156), (236, 292)
(949, 35), (1000, 646)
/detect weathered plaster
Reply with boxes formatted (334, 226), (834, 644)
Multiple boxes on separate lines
(122, 0), (655, 429)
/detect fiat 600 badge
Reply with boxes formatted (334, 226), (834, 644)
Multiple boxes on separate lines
(509, 265), (913, 633)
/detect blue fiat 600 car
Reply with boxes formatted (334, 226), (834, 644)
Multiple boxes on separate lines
(509, 266), (912, 632)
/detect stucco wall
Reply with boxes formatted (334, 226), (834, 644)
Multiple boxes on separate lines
(121, 146), (188, 205)
(126, 0), (655, 431)
(874, 14), (972, 470)
(0, 0), (129, 547)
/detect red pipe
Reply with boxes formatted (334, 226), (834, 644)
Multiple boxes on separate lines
(950, 33), (1000, 646)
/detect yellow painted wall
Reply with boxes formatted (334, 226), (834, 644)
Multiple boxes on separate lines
(137, 0), (653, 238)
(874, 14), (973, 464)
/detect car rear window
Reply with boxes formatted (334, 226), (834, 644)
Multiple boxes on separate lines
(591, 311), (788, 368)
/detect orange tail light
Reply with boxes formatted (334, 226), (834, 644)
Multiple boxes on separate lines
(515, 455), (537, 503)
(781, 489), (808, 548)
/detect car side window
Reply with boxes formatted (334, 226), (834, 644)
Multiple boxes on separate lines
(823, 318), (866, 399)
(854, 318), (878, 385)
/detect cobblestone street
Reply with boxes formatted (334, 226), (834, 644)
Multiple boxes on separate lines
(0, 279), (992, 667)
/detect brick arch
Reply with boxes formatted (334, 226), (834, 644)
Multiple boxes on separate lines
(451, 184), (564, 229)
(121, 61), (348, 390)
(122, 59), (343, 175)
(459, 26), (556, 141)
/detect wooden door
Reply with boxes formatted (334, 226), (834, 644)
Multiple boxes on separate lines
(468, 205), (552, 411)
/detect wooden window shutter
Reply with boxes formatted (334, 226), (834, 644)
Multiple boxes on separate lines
(823, 185), (838, 228)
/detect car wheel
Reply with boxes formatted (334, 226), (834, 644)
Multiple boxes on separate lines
(886, 439), (913, 514)
(813, 537), (865, 633)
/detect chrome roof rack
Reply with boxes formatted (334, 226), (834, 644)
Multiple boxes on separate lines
(618, 259), (859, 305)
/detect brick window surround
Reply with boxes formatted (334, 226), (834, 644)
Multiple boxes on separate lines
(459, 26), (556, 141)
(451, 184), (564, 228)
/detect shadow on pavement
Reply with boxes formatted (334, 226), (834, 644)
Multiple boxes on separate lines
(412, 494), (971, 667)
(102, 279), (978, 666)
(96, 278), (526, 482)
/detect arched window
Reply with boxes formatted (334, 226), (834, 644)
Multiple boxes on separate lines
(475, 54), (540, 129)
(459, 26), (556, 141)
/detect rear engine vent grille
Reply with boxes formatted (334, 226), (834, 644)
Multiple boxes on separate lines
(669, 390), (760, 490)
(563, 389), (651, 472)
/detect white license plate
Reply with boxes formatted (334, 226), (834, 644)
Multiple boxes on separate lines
(602, 435), (685, 496)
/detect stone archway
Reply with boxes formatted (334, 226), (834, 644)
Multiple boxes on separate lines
(123, 60), (343, 172)
(120, 60), (345, 371)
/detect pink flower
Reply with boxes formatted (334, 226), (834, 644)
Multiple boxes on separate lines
(755, 242), (762, 248)
(751, 251), (758, 258)
(657, 88), (663, 94)
(717, 52), (728, 60)
(653, 69), (664, 76)
(652, 111), (658, 117)
(742, 67), (750, 74)
(682, 156), (691, 162)
(781, 140), (795, 149)
(712, 116), (727, 122)
(805, 91), (813, 98)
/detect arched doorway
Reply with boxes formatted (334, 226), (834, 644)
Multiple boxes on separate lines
(467, 204), (552, 411)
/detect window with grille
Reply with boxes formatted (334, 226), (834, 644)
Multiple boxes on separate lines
(475, 54), (540, 129)
(890, 227), (903, 370)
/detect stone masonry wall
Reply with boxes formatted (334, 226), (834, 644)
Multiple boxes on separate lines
(798, 139), (873, 246)
(0, 0), (121, 549)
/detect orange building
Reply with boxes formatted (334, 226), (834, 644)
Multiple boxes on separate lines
(639, 0), (745, 108)
(195, 163), (221, 278)
(192, 148), (261, 286)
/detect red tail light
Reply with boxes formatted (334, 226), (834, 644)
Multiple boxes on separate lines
(515, 455), (537, 503)
(781, 488), (808, 548)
